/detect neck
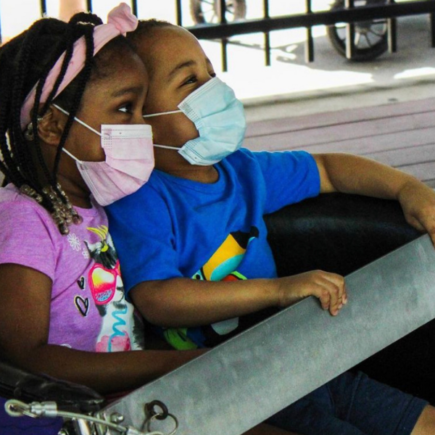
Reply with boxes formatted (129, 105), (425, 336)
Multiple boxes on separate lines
(56, 174), (93, 209)
(166, 165), (219, 183)
(155, 149), (219, 183)
(38, 143), (93, 209)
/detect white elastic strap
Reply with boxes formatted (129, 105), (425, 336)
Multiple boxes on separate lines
(143, 110), (182, 119)
(62, 147), (81, 163)
(153, 144), (180, 151)
(52, 104), (101, 136)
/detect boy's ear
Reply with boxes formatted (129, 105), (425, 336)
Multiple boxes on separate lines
(36, 106), (67, 146)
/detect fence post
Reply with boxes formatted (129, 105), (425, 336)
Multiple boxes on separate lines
(263, 0), (271, 66)
(345, 0), (355, 59)
(176, 0), (182, 26)
(219, 0), (228, 72)
(305, 0), (314, 62)
(388, 0), (397, 53)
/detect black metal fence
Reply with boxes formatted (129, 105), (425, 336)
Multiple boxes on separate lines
(2, 1), (435, 70)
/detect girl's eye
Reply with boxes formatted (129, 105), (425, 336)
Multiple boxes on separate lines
(119, 103), (133, 114)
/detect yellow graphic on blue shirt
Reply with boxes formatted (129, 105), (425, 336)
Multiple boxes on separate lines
(164, 227), (259, 350)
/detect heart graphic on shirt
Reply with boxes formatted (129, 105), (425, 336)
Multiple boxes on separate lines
(75, 295), (89, 317)
(77, 276), (85, 290)
(88, 265), (117, 306)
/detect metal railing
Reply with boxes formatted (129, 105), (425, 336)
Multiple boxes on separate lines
(2, 1), (435, 70)
(186, 1), (435, 70)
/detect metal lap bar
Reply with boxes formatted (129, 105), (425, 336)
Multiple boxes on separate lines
(103, 234), (435, 435)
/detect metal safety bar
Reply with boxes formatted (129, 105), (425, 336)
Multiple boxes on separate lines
(101, 234), (435, 435)
(3, 1), (435, 70)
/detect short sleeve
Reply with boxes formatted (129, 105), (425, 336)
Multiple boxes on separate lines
(250, 150), (320, 214)
(106, 184), (183, 293)
(0, 200), (58, 280)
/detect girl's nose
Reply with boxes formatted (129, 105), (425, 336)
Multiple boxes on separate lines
(134, 111), (147, 124)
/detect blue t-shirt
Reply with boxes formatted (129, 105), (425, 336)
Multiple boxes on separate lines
(106, 148), (320, 348)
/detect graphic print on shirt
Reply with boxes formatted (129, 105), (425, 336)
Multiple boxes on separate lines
(164, 227), (259, 350)
(84, 225), (143, 352)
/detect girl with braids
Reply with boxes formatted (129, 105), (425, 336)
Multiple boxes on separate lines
(0, 4), (296, 435)
(0, 0), (199, 404)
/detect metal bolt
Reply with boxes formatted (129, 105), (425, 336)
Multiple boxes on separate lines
(110, 412), (125, 424)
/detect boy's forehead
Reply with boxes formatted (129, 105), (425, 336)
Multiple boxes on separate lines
(146, 27), (207, 71)
(151, 27), (203, 54)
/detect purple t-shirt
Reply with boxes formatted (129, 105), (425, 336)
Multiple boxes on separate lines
(0, 185), (144, 353)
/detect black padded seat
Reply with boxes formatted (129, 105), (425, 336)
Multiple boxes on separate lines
(266, 193), (435, 403)
(0, 359), (104, 413)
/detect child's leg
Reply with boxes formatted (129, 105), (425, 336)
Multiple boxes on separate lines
(243, 423), (300, 435)
(267, 370), (428, 435)
(266, 385), (367, 435)
(329, 371), (428, 435)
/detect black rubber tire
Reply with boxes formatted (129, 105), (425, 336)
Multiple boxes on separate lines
(190, 0), (247, 25)
(326, 0), (389, 61)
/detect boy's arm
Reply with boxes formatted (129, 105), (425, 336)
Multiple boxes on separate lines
(131, 270), (346, 327)
(314, 153), (435, 244)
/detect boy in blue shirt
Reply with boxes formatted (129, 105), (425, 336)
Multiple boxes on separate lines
(106, 19), (435, 435)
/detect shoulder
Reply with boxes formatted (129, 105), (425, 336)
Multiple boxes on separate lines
(225, 148), (313, 165)
(0, 186), (63, 276)
(223, 148), (315, 175)
(0, 185), (55, 229)
(107, 174), (168, 217)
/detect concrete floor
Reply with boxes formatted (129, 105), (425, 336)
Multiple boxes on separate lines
(197, 14), (435, 122)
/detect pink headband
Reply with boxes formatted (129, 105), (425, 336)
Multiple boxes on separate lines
(20, 2), (138, 129)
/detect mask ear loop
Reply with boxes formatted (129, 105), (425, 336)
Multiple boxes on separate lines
(143, 110), (184, 152)
(143, 110), (182, 119)
(52, 104), (101, 136)
(51, 104), (101, 164)
(153, 144), (180, 151)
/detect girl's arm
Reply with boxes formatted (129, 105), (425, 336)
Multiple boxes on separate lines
(313, 153), (435, 244)
(0, 264), (301, 434)
(0, 264), (203, 394)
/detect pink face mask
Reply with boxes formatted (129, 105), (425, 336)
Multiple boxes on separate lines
(54, 104), (154, 206)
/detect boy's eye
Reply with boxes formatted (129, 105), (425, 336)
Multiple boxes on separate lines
(183, 75), (197, 86)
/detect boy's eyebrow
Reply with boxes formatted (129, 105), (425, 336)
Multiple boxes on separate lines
(111, 86), (144, 97)
(167, 60), (197, 80)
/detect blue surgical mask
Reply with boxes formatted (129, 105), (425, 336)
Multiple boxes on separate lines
(144, 77), (246, 166)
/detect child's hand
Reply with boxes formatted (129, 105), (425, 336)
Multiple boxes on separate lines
(398, 180), (435, 246)
(276, 271), (347, 316)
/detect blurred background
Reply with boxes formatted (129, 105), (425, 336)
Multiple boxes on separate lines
(1, 0), (435, 120)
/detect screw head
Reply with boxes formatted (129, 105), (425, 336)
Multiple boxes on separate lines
(110, 412), (125, 423)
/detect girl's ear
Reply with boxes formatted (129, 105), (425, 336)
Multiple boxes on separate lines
(36, 106), (66, 146)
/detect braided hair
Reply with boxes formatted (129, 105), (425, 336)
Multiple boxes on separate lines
(0, 13), (134, 234)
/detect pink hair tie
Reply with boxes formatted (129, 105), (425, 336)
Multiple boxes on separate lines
(20, 2), (138, 130)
